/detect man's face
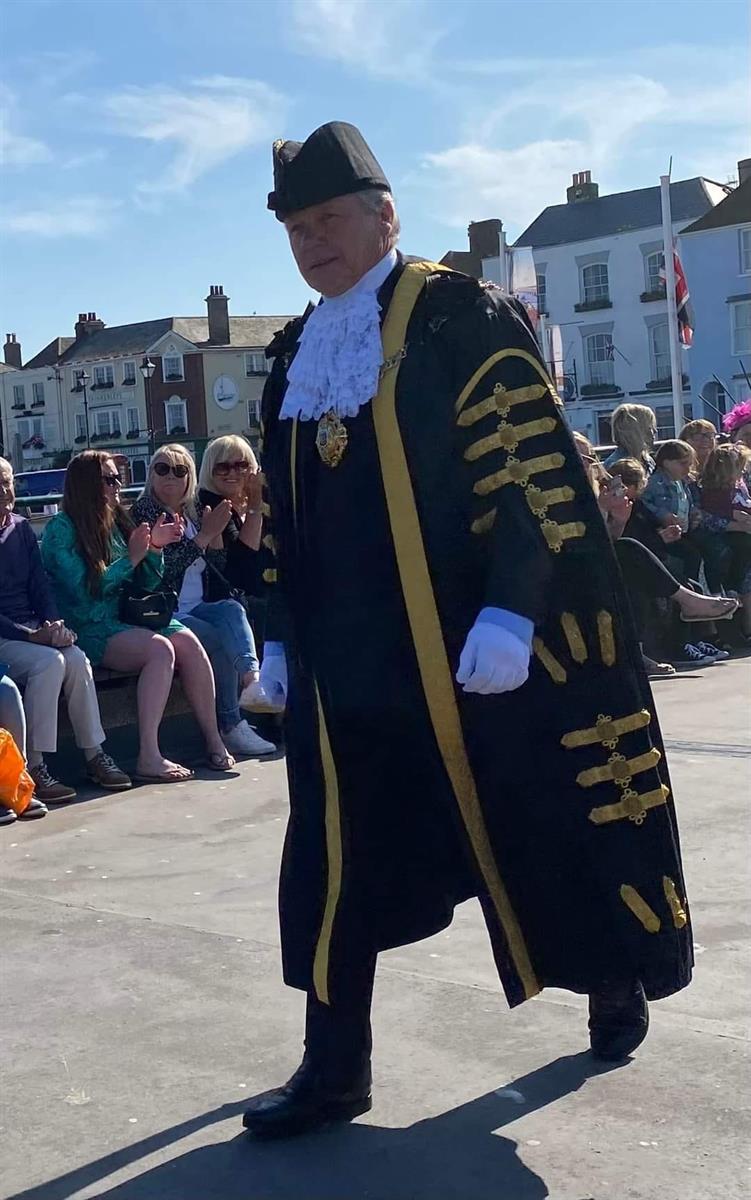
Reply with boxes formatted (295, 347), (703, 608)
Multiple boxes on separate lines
(284, 193), (393, 297)
(0, 463), (15, 521)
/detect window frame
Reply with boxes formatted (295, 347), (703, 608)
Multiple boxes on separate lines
(12, 383), (26, 407)
(581, 261), (610, 305)
(122, 360), (137, 385)
(164, 396), (188, 435)
(244, 351), (267, 377)
(92, 363), (115, 388)
(648, 321), (671, 382)
(92, 407), (122, 437)
(584, 332), (615, 387)
(126, 406), (140, 434)
(739, 228), (751, 275)
(18, 416), (45, 443)
(247, 397), (261, 426)
(162, 353), (185, 383)
(644, 250), (664, 293)
(75, 412), (87, 439)
(730, 300), (751, 356)
(31, 381), (45, 406)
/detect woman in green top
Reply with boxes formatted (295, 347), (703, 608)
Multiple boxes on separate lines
(42, 451), (234, 782)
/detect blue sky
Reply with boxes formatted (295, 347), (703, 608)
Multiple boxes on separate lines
(1, 0), (748, 360)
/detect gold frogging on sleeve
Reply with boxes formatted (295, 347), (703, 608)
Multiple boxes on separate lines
(560, 613), (587, 663)
(561, 709), (651, 749)
(474, 452), (565, 496)
(533, 637), (567, 684)
(597, 611), (616, 666)
(589, 784), (670, 827)
(457, 382), (548, 427)
(525, 485), (575, 518)
(455, 350), (559, 417)
(620, 885), (661, 933)
(541, 520), (586, 553)
(262, 534), (276, 553)
(262, 568), (277, 584)
(464, 417), (556, 462)
(663, 877), (688, 928)
(471, 508), (497, 535)
(576, 747), (662, 789)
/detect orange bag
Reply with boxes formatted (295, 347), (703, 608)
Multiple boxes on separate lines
(0, 728), (34, 815)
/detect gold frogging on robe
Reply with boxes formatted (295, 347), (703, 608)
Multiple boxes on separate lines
(464, 417), (556, 462)
(663, 877), (687, 928)
(576, 747), (662, 790)
(561, 710), (652, 750)
(532, 638), (567, 684)
(620, 885), (661, 933)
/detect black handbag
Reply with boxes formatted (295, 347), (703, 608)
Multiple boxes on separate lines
(119, 579), (177, 630)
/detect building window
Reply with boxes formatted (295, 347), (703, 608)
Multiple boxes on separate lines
(536, 273), (547, 315)
(130, 459), (148, 485)
(654, 406), (676, 440)
(163, 354), (184, 382)
(122, 361), (137, 385)
(245, 351), (267, 376)
(31, 382), (45, 406)
(75, 413), (87, 439)
(731, 300), (751, 356)
(584, 333), (614, 387)
(165, 397), (188, 435)
(12, 384), (26, 408)
(247, 397), (261, 426)
(93, 408), (121, 437)
(740, 228), (751, 275)
(735, 380), (751, 404)
(649, 322), (670, 382)
(644, 251), (664, 293)
(18, 417), (45, 441)
(596, 411), (615, 445)
(581, 262), (609, 304)
(93, 364), (115, 388)
(127, 406), (140, 434)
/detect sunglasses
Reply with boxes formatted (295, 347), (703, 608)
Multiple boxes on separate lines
(214, 460), (250, 476)
(153, 462), (190, 478)
(102, 474), (122, 488)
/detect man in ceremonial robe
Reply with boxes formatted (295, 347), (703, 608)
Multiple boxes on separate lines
(241, 122), (692, 1139)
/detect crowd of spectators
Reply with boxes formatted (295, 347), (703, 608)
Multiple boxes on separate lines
(1, 399), (749, 825)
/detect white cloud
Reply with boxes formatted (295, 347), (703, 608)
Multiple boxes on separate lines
(0, 85), (51, 167)
(5, 195), (119, 237)
(104, 77), (287, 198)
(289, 0), (445, 79)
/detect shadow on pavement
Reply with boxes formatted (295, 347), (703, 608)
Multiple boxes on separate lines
(9, 1052), (620, 1200)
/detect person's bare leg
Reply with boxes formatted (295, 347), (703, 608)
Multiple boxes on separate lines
(101, 630), (191, 779)
(673, 587), (738, 620)
(170, 629), (231, 761)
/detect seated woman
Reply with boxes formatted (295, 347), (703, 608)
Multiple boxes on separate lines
(603, 403), (657, 475)
(131, 446), (275, 757)
(699, 445), (751, 641)
(41, 451), (235, 782)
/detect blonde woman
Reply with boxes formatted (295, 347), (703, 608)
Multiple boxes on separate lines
(604, 404), (657, 474)
(130, 445), (275, 757)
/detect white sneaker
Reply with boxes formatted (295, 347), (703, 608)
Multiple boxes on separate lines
(223, 721), (276, 758)
(239, 679), (285, 714)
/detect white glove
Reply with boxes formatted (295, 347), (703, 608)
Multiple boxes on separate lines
(259, 643), (288, 705)
(456, 622), (530, 695)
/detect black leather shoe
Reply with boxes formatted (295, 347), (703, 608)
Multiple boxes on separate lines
(589, 979), (649, 1061)
(242, 1057), (372, 1139)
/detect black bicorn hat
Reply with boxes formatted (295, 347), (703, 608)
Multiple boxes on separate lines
(267, 121), (391, 220)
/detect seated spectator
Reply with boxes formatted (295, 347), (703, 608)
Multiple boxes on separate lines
(0, 456), (130, 803)
(604, 403), (657, 474)
(723, 399), (751, 451)
(197, 435), (263, 595)
(0, 671), (47, 824)
(641, 440), (703, 582)
(699, 445), (751, 641)
(130, 446), (275, 757)
(41, 451), (235, 783)
(679, 419), (717, 474)
(573, 436), (736, 673)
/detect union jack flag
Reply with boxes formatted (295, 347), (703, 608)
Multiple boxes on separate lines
(660, 249), (694, 347)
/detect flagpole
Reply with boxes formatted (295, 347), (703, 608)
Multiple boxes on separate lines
(660, 173), (684, 436)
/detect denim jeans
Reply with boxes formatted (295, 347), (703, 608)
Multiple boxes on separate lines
(180, 599), (259, 734)
(0, 674), (27, 758)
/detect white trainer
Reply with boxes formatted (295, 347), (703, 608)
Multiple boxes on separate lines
(223, 721), (276, 758)
(239, 679), (285, 714)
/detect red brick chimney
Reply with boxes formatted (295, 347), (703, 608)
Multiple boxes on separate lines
(206, 285), (230, 345)
(3, 333), (22, 368)
(74, 311), (106, 341)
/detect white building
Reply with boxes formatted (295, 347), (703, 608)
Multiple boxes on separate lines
(513, 172), (730, 443)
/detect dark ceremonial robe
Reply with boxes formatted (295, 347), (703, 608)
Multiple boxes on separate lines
(260, 255), (693, 1010)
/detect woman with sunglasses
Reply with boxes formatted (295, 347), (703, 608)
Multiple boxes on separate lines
(41, 451), (236, 782)
(131, 446), (275, 757)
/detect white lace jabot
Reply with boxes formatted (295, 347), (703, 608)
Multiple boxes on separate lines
(280, 248), (398, 421)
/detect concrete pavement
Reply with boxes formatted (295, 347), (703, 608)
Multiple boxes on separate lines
(1, 658), (749, 1200)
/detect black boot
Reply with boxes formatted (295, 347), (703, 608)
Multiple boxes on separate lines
(589, 979), (649, 1061)
(242, 1054), (372, 1139)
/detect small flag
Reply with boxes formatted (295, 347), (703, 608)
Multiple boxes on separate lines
(660, 249), (694, 347)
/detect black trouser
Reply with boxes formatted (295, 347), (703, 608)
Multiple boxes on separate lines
(305, 948), (377, 1089)
(615, 537), (713, 657)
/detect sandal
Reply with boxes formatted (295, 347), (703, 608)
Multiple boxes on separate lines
(134, 768), (194, 784)
(205, 751), (236, 772)
(642, 655), (676, 677)
(679, 597), (739, 623)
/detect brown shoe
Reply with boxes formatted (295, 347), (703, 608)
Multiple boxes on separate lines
(30, 762), (77, 804)
(86, 751), (132, 791)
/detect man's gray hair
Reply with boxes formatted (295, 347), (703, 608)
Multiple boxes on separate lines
(0, 456), (12, 476)
(356, 187), (401, 244)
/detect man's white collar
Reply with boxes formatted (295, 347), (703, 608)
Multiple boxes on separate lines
(280, 248), (398, 421)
